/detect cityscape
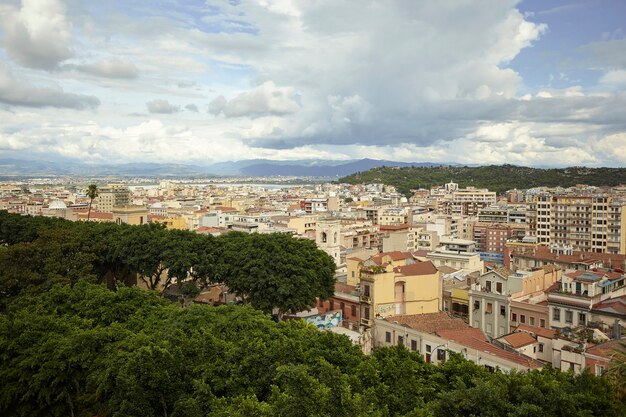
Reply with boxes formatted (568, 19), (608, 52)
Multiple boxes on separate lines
(1, 0), (626, 416)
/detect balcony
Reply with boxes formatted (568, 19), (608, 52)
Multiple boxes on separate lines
(360, 318), (372, 327)
(360, 294), (371, 303)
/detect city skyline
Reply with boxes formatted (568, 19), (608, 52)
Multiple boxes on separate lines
(1, 0), (625, 167)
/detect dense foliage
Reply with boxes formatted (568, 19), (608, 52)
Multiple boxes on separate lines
(0, 211), (335, 315)
(1, 283), (623, 417)
(338, 165), (626, 195)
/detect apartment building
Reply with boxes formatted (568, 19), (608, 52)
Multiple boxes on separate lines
(473, 222), (526, 263)
(469, 266), (561, 338)
(96, 184), (131, 212)
(357, 252), (441, 328)
(547, 269), (626, 331)
(526, 194), (626, 254)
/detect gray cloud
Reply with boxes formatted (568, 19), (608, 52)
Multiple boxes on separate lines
(185, 103), (198, 112)
(74, 59), (139, 79)
(0, 0), (73, 70)
(580, 39), (626, 70)
(209, 81), (299, 118)
(146, 99), (179, 114)
(0, 64), (99, 109)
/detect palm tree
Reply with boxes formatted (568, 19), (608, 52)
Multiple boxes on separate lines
(86, 184), (99, 221)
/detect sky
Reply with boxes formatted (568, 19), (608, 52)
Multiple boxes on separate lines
(0, 0), (625, 167)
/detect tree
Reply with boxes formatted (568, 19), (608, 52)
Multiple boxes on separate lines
(86, 184), (99, 221)
(217, 233), (336, 318)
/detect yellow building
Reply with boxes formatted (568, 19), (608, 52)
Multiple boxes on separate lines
(358, 252), (441, 327)
(150, 215), (187, 230)
(112, 206), (149, 225)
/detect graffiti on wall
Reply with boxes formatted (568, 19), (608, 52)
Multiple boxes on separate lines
(306, 310), (342, 330)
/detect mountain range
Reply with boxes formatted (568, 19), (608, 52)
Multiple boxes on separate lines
(0, 158), (454, 178)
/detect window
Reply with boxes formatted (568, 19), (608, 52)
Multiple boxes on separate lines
(364, 306), (370, 320)
(486, 303), (493, 314)
(474, 300), (480, 310)
(426, 344), (431, 353)
(340, 302), (345, 315)
(520, 315), (526, 324)
(553, 308), (561, 321)
(351, 305), (357, 317)
(538, 343), (544, 353)
(500, 306), (506, 316)
(318, 298), (324, 308)
(596, 365), (605, 376)
(578, 313), (586, 325)
(540, 319), (546, 328)
(565, 311), (573, 324)
(496, 282), (503, 293)
(351, 271), (355, 278)
(329, 300), (334, 311)
(398, 335), (404, 345)
(512, 313), (517, 322)
(485, 281), (492, 292)
(364, 284), (371, 297)
(437, 349), (446, 362)
(385, 331), (391, 343)
(530, 317), (535, 326)
(411, 340), (418, 351)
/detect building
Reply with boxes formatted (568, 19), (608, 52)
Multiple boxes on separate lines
(547, 269), (626, 332)
(525, 194), (626, 254)
(426, 248), (484, 274)
(112, 206), (149, 225)
(375, 313), (541, 371)
(96, 184), (131, 212)
(469, 266), (561, 338)
(357, 252), (441, 328)
(473, 222), (526, 264)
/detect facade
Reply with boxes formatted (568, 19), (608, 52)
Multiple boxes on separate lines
(469, 266), (560, 338)
(112, 206), (149, 225)
(358, 252), (441, 328)
(96, 184), (131, 212)
(375, 313), (541, 371)
(547, 269), (626, 332)
(526, 194), (626, 254)
(426, 248), (484, 274)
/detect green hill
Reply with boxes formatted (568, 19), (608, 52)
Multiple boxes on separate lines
(338, 165), (626, 195)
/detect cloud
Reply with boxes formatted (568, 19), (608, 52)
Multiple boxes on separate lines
(146, 99), (179, 114)
(74, 58), (139, 79)
(185, 104), (198, 112)
(209, 81), (300, 118)
(580, 38), (626, 70)
(0, 0), (73, 70)
(0, 64), (99, 109)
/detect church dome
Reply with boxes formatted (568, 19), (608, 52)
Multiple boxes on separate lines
(49, 199), (67, 210)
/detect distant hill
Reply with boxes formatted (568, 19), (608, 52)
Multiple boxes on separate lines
(0, 158), (453, 178)
(338, 165), (626, 195)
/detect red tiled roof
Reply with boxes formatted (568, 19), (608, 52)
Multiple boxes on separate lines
(586, 339), (626, 358)
(515, 324), (557, 339)
(502, 332), (536, 348)
(394, 261), (438, 276)
(592, 295), (626, 315)
(437, 328), (541, 369)
(386, 312), (469, 334)
(77, 211), (113, 220)
(379, 224), (410, 231)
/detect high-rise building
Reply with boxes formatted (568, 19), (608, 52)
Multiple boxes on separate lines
(526, 194), (626, 254)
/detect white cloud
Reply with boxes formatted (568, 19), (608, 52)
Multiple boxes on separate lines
(146, 99), (179, 114)
(0, 0), (73, 70)
(74, 58), (139, 79)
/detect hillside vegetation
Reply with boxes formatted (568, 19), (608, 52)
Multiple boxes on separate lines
(338, 165), (626, 195)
